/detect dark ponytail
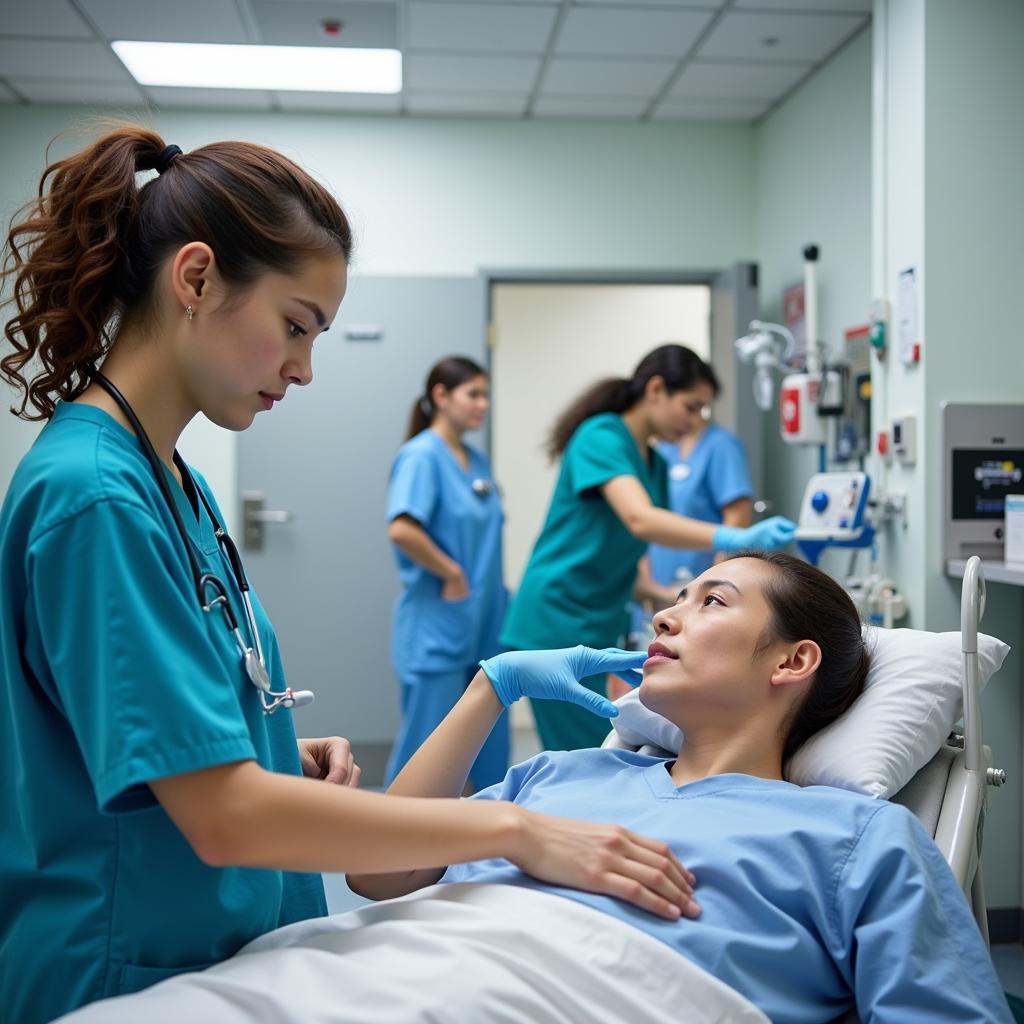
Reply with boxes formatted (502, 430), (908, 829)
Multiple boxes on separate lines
(729, 550), (869, 768)
(546, 343), (718, 459)
(406, 355), (487, 440)
(2, 121), (353, 421)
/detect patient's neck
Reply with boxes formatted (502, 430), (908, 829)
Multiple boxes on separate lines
(667, 719), (785, 788)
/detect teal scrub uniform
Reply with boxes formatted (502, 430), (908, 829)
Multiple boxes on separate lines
(386, 429), (508, 788)
(501, 413), (668, 751)
(630, 424), (752, 642)
(0, 403), (325, 1024)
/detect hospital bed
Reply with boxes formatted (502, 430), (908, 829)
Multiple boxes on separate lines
(604, 553), (1006, 1024)
(60, 558), (1008, 1024)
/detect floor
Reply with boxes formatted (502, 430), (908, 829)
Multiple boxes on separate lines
(995, 944), (1024, 1001)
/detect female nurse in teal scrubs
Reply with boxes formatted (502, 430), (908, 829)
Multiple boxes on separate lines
(501, 344), (795, 752)
(385, 357), (508, 788)
(0, 126), (694, 1023)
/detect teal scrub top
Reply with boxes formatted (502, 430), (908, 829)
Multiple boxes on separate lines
(501, 413), (668, 651)
(387, 429), (506, 675)
(0, 402), (326, 1024)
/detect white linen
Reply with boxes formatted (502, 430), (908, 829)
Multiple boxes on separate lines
(612, 625), (1010, 798)
(57, 883), (768, 1024)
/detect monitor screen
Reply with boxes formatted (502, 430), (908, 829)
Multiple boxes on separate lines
(952, 449), (1024, 519)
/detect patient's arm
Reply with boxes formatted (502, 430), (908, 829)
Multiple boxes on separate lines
(347, 672), (505, 899)
(839, 805), (1011, 1023)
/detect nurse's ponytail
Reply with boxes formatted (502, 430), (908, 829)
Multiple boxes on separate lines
(546, 343), (717, 459)
(2, 122), (353, 421)
(406, 355), (487, 440)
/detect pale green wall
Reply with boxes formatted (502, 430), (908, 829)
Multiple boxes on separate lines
(756, 4), (1023, 913)
(921, 0), (1024, 912)
(0, 105), (757, 502)
(754, 27), (872, 539)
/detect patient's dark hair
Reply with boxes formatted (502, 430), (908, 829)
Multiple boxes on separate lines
(728, 550), (869, 768)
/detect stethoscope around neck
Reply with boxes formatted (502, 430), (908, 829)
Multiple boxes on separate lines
(86, 368), (314, 714)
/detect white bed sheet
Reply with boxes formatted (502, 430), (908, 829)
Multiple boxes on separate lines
(57, 883), (769, 1024)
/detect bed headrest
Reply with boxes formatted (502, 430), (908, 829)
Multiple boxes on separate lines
(610, 625), (1009, 798)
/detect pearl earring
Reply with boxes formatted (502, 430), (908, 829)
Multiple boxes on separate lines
(185, 304), (194, 321)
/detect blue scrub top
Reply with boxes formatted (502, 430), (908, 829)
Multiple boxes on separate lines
(387, 429), (506, 674)
(0, 402), (326, 1024)
(647, 424), (752, 584)
(444, 748), (1011, 1024)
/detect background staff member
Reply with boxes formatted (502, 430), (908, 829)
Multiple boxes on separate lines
(0, 126), (694, 1024)
(501, 344), (795, 753)
(628, 347), (753, 663)
(385, 357), (508, 788)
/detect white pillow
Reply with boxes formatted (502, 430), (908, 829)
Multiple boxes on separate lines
(611, 626), (1010, 798)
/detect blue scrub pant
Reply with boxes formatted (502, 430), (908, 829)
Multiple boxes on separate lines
(385, 666), (509, 790)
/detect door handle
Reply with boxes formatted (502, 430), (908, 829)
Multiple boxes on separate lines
(242, 492), (294, 551)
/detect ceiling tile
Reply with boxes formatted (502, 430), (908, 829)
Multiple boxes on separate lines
(406, 92), (527, 115)
(534, 95), (648, 119)
(275, 90), (402, 111)
(407, 53), (538, 92)
(697, 10), (867, 63)
(653, 97), (768, 120)
(556, 8), (714, 58)
(669, 59), (808, 100)
(78, 0), (250, 43)
(579, 0), (722, 5)
(542, 57), (674, 98)
(409, 3), (556, 54)
(735, 0), (870, 11)
(0, 39), (133, 80)
(147, 86), (276, 109)
(0, 0), (93, 38)
(249, 2), (398, 48)
(10, 77), (145, 104)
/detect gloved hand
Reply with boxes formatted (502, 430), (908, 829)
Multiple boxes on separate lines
(713, 515), (796, 553)
(479, 646), (648, 718)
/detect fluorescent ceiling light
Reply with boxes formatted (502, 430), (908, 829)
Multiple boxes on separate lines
(112, 41), (401, 94)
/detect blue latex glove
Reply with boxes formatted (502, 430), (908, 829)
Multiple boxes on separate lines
(713, 515), (796, 553)
(479, 646), (648, 718)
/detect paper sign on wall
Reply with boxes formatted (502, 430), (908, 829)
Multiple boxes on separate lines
(897, 267), (920, 366)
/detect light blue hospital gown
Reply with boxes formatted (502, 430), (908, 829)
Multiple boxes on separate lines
(386, 428), (508, 785)
(441, 748), (1011, 1024)
(0, 403), (325, 1024)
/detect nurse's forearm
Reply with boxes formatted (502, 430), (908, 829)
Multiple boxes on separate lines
(152, 759), (525, 876)
(388, 516), (461, 581)
(629, 506), (717, 549)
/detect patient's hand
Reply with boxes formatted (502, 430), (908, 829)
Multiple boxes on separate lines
(511, 810), (700, 921)
(299, 736), (361, 787)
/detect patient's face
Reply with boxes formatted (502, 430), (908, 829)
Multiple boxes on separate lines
(639, 558), (784, 725)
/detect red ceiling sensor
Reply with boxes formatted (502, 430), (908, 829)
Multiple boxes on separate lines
(320, 19), (343, 38)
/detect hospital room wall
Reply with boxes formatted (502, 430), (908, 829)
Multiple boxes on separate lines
(753, 27), (872, 564)
(874, 0), (1024, 919)
(0, 106), (757, 512)
(919, 0), (1024, 922)
(754, 5), (1024, 919)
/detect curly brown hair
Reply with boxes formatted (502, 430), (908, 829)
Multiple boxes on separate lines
(2, 122), (353, 420)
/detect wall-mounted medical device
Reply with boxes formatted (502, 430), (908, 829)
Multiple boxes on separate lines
(795, 471), (873, 566)
(943, 403), (1024, 562)
(735, 244), (852, 451)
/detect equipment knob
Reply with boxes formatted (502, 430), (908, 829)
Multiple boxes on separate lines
(811, 490), (830, 514)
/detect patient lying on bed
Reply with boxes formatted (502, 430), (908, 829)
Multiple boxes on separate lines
(61, 553), (1010, 1024)
(348, 551), (1010, 1024)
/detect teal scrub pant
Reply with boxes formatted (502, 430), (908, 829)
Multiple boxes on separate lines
(529, 674), (610, 752)
(386, 667), (509, 790)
